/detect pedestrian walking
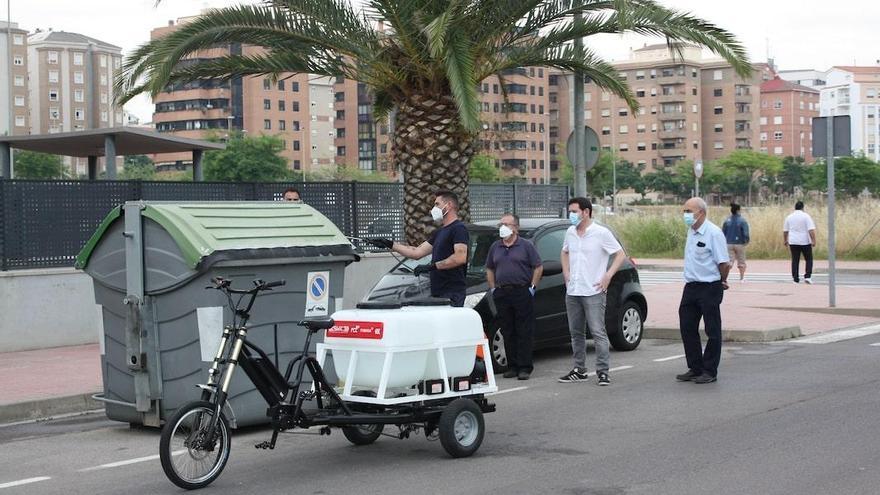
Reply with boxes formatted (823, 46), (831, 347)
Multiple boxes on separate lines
(676, 197), (730, 384)
(722, 203), (750, 282)
(558, 197), (627, 386)
(783, 201), (817, 284)
(368, 190), (469, 306)
(485, 213), (543, 380)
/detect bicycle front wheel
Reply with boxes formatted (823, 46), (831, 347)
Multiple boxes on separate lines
(159, 400), (231, 490)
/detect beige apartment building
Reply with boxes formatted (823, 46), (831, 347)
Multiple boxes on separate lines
(549, 44), (764, 177)
(759, 76), (819, 161)
(1, 22), (29, 136)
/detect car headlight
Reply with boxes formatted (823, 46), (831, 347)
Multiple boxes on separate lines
(464, 291), (487, 309)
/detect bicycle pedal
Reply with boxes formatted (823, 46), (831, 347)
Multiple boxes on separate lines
(254, 441), (274, 450)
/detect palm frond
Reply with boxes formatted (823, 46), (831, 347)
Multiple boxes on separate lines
(444, 34), (480, 132)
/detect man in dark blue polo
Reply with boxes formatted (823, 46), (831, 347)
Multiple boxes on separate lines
(485, 213), (543, 380)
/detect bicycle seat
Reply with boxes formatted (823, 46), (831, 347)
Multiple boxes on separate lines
(298, 319), (335, 331)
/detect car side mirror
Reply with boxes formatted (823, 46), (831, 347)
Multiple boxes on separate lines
(542, 260), (562, 276)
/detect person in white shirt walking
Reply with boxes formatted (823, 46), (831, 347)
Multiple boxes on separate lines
(558, 197), (626, 386)
(783, 201), (817, 284)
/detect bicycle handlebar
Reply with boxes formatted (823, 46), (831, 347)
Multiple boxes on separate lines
(207, 277), (285, 294)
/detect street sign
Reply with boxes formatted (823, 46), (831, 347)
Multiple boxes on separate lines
(566, 126), (600, 171)
(694, 159), (703, 178)
(812, 116), (851, 157)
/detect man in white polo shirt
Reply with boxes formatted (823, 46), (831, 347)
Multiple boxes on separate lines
(559, 197), (626, 386)
(783, 201), (817, 284)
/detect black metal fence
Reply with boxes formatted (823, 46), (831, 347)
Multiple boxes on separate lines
(0, 180), (569, 271)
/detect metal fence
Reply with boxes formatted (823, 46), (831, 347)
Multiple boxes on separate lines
(0, 180), (569, 271)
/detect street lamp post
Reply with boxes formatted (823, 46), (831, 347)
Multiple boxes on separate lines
(694, 158), (703, 197)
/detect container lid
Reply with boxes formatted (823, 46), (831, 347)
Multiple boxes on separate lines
(355, 301), (403, 310)
(76, 201), (356, 270)
(402, 297), (453, 307)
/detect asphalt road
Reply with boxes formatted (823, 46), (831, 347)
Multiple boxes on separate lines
(2, 329), (880, 495)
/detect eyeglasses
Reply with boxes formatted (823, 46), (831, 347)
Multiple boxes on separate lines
(497, 222), (516, 228)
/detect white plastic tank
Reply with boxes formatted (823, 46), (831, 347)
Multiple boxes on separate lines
(325, 305), (482, 388)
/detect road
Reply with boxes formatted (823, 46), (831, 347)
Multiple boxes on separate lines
(2, 328), (880, 495)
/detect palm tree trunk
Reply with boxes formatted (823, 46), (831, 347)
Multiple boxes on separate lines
(392, 93), (476, 244)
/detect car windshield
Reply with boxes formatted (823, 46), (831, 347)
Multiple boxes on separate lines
(396, 228), (505, 276)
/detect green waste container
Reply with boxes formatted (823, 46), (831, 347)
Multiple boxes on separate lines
(77, 201), (357, 427)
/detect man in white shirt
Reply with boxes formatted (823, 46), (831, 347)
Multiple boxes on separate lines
(783, 201), (817, 284)
(559, 197), (626, 386)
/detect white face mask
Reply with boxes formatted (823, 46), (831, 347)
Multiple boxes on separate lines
(499, 225), (513, 239)
(430, 206), (445, 222)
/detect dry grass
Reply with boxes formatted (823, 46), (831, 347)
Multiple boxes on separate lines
(603, 200), (880, 260)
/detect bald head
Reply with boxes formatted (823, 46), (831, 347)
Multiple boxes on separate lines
(683, 197), (708, 230)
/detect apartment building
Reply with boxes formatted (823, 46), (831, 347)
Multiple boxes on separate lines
(778, 69), (827, 90)
(149, 16), (320, 173)
(759, 76), (819, 160)
(549, 44), (764, 176)
(1, 22), (29, 136)
(820, 66), (880, 161)
(332, 78), (392, 175)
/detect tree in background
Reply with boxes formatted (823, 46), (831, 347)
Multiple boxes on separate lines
(714, 150), (783, 205)
(468, 154), (500, 183)
(776, 156), (807, 195)
(203, 133), (288, 182)
(806, 154), (880, 197)
(120, 155), (156, 180)
(13, 150), (65, 179)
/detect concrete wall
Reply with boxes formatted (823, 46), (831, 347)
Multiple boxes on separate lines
(0, 253), (400, 353)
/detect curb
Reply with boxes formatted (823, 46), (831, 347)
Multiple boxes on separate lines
(0, 393), (102, 425)
(636, 264), (880, 276)
(645, 326), (802, 342)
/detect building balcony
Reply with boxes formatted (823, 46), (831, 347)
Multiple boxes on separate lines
(658, 92), (687, 103)
(658, 147), (688, 158)
(658, 129), (687, 139)
(658, 111), (686, 121)
(735, 93), (753, 104)
(658, 74), (688, 85)
(735, 127), (752, 137)
(734, 111), (752, 120)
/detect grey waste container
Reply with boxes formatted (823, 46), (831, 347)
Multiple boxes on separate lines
(76, 201), (358, 427)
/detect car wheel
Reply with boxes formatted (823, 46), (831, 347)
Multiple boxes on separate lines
(609, 300), (643, 351)
(485, 325), (509, 373)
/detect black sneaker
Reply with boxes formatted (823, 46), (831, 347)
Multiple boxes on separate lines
(676, 370), (701, 382)
(502, 369), (518, 379)
(517, 371), (531, 381)
(597, 371), (610, 386)
(693, 373), (717, 384)
(558, 368), (589, 383)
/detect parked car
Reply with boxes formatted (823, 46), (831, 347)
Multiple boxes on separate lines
(362, 218), (648, 372)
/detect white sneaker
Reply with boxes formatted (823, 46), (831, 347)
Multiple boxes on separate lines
(804, 278), (813, 285)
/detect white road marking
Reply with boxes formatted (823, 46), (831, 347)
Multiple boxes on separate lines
(0, 477), (51, 489)
(870, 343), (880, 347)
(653, 354), (686, 362)
(487, 386), (528, 396)
(792, 325), (880, 344)
(587, 365), (634, 376)
(78, 450), (185, 472)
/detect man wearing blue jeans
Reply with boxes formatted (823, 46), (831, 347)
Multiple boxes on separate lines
(559, 197), (627, 386)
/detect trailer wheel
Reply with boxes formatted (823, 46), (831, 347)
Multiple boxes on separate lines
(438, 399), (485, 458)
(342, 390), (384, 445)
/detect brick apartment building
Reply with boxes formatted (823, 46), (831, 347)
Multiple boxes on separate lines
(759, 76), (819, 161)
(1, 22), (30, 137)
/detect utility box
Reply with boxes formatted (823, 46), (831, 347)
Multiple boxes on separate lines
(76, 201), (357, 427)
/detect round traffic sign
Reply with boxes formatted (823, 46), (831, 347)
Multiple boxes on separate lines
(566, 126), (601, 171)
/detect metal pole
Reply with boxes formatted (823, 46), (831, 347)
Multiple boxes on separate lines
(104, 135), (117, 179)
(192, 149), (203, 181)
(826, 117), (836, 308)
(0, 142), (9, 178)
(612, 156), (617, 212)
(572, 8), (586, 197)
(695, 176), (699, 197)
(7, 0), (14, 177)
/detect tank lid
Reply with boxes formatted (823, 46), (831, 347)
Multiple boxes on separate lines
(356, 301), (403, 310)
(402, 297), (452, 307)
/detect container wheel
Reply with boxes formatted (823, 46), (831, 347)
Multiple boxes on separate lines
(341, 390), (384, 445)
(438, 398), (485, 458)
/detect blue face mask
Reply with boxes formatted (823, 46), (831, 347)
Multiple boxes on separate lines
(569, 212), (580, 225)
(683, 212), (695, 226)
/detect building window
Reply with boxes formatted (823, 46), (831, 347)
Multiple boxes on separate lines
(13, 55), (23, 66)
(101, 111), (108, 122)
(714, 124), (723, 133)
(114, 57), (121, 69)
(263, 79), (271, 90)
(619, 143), (628, 151)
(760, 116), (768, 125)
(601, 108), (610, 117)
(601, 126), (610, 135)
(292, 101), (300, 112)
(74, 89), (84, 102)
(74, 108), (85, 121)
(12, 34), (23, 45)
(713, 88), (722, 97)
(47, 51), (59, 64)
(279, 120), (286, 130)
(619, 124), (628, 134)
(263, 99), (271, 110)
(636, 89), (645, 97)
(48, 90), (59, 101)
(774, 146), (784, 155)
(48, 70), (59, 83)
(637, 142), (646, 151)
(100, 74), (107, 85)
(293, 140), (300, 151)
(100, 92), (108, 104)
(49, 107), (60, 119)
(292, 121), (300, 131)
(774, 100), (783, 109)
(277, 80), (285, 91)
(637, 124), (646, 133)
(73, 52), (83, 66)
(714, 106), (723, 115)
(774, 131), (783, 140)
(13, 96), (24, 107)
(692, 104), (698, 113)
(773, 116), (783, 125)
(293, 160), (301, 170)
(336, 128), (345, 138)
(713, 70), (722, 80)
(74, 71), (84, 84)
(263, 119), (271, 130)
(15, 115), (25, 127)
(292, 81), (300, 92)
(100, 54), (107, 67)
(760, 132), (767, 142)
(337, 146), (346, 156)
(618, 108), (628, 117)
(277, 100), (285, 111)
(714, 141), (723, 149)
(13, 75), (24, 86)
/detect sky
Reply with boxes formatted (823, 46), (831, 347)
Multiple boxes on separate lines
(8, 0), (879, 122)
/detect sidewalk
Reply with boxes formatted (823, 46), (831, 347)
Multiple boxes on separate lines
(1, 258), (878, 425)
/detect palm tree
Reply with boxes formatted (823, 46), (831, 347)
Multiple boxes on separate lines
(116, 0), (751, 243)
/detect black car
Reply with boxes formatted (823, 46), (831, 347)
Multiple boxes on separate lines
(362, 218), (648, 372)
